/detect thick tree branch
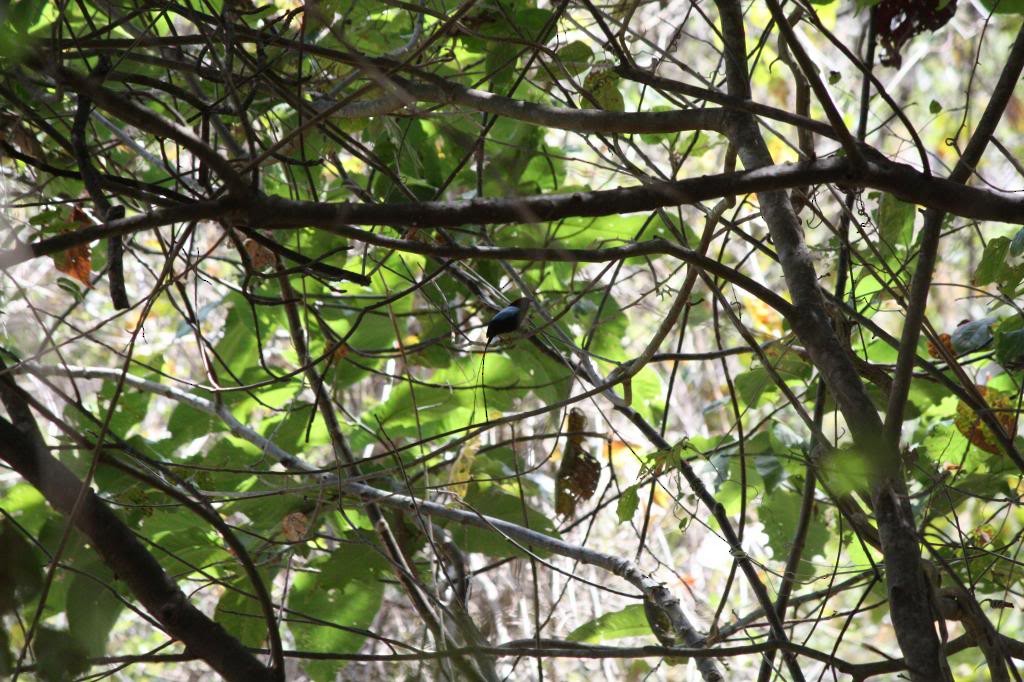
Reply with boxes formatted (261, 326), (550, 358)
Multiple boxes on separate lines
(713, 0), (947, 678)
(7, 156), (1024, 271)
(0, 367), (274, 682)
(883, 25), (1024, 454)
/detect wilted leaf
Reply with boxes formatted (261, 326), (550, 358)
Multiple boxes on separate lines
(954, 386), (1018, 455)
(556, 408), (601, 517)
(282, 512), (309, 542)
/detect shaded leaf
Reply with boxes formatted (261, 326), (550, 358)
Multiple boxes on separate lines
(974, 237), (1011, 286)
(617, 484), (640, 524)
(567, 604), (651, 642)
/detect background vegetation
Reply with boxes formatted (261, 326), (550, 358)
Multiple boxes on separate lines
(2, 0), (1024, 679)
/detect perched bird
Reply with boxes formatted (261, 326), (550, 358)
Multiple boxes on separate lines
(486, 298), (530, 342)
(479, 297), (531, 421)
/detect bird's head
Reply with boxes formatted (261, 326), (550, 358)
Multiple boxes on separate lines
(509, 297), (530, 312)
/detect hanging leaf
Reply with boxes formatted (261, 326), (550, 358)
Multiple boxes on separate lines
(556, 40), (593, 76)
(555, 408), (601, 517)
(974, 237), (1011, 286)
(50, 205), (92, 287)
(617, 483), (640, 524)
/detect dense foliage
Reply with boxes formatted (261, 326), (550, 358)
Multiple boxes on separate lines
(2, 0), (1024, 679)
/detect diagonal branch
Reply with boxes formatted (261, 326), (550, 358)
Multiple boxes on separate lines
(883, 25), (1024, 454)
(14, 361), (722, 681)
(0, 365), (274, 682)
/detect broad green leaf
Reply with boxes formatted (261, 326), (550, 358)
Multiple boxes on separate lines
(486, 42), (518, 89)
(617, 484), (640, 523)
(288, 541), (387, 682)
(0, 483), (48, 534)
(567, 604), (652, 642)
(98, 378), (151, 437)
(758, 491), (829, 580)
(556, 40), (593, 76)
(0, 627), (12, 676)
(515, 8), (555, 40)
(0, 520), (44, 613)
(877, 193), (915, 249)
(448, 487), (561, 558)
(166, 398), (225, 447)
(34, 627), (89, 682)
(978, 0), (1024, 13)
(67, 567), (124, 657)
(974, 237), (1011, 286)
(995, 315), (1024, 364)
(215, 570), (278, 648)
(582, 67), (625, 111)
(1011, 226), (1024, 257)
(734, 367), (777, 408)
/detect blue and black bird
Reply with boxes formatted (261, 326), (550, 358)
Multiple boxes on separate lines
(486, 298), (531, 342)
(479, 297), (531, 420)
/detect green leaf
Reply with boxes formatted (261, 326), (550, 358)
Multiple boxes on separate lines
(734, 367), (777, 408)
(617, 484), (640, 524)
(877, 193), (915, 249)
(758, 491), (830, 580)
(0, 626), (12, 677)
(995, 315), (1024, 364)
(515, 8), (555, 40)
(583, 67), (625, 111)
(166, 398), (225, 448)
(98, 378), (152, 436)
(0, 520), (44, 613)
(34, 627), (89, 682)
(1011, 227), (1024, 257)
(67, 568), (124, 657)
(974, 237), (1011, 286)
(557, 40), (593, 76)
(8, 0), (47, 34)
(567, 604), (652, 642)
(215, 570), (278, 648)
(486, 41), (518, 89)
(450, 487), (561, 558)
(288, 541), (387, 682)
(978, 0), (1024, 14)
(929, 99), (943, 114)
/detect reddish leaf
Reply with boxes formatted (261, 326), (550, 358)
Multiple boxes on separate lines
(51, 206), (93, 286)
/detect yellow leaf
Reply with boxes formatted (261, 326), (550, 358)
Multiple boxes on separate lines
(448, 437), (479, 500)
